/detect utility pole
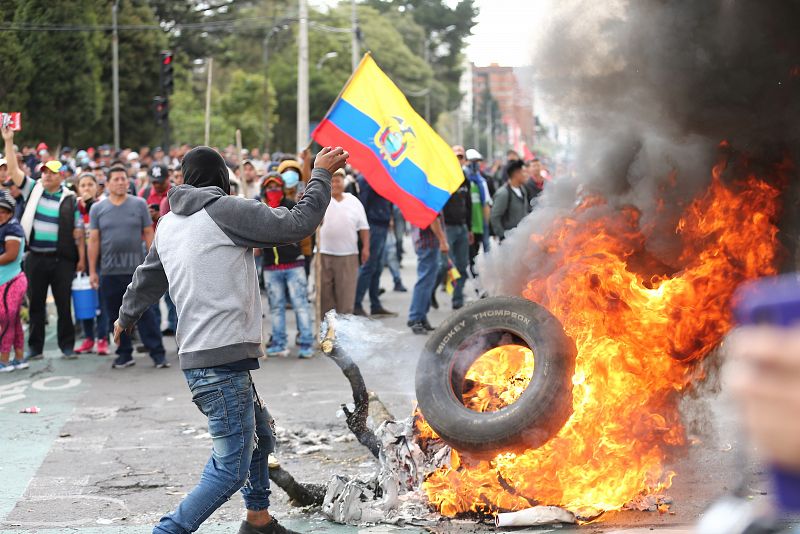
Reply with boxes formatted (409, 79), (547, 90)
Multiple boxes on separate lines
(351, 0), (359, 71)
(112, 0), (120, 152)
(297, 0), (310, 152)
(204, 57), (213, 146)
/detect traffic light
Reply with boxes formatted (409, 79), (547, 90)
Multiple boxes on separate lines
(160, 50), (174, 95)
(153, 96), (169, 124)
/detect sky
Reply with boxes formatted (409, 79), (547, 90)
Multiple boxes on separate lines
(464, 0), (544, 67)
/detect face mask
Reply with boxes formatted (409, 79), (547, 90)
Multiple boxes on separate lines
(281, 170), (300, 189)
(266, 190), (283, 208)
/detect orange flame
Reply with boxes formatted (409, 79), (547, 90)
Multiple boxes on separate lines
(419, 155), (784, 517)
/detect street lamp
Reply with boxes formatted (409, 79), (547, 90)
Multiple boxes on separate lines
(316, 51), (338, 70)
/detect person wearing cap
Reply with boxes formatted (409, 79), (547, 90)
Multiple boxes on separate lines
(89, 164), (167, 369)
(1, 125), (85, 360)
(113, 145), (348, 534)
(439, 146), (473, 311)
(278, 158), (314, 275)
(139, 164), (171, 225)
(241, 160), (261, 199)
(462, 147), (492, 276)
(258, 172), (315, 358)
(318, 168), (370, 316)
(0, 190), (29, 372)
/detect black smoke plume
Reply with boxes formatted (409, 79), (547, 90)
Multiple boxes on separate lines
(480, 0), (800, 296)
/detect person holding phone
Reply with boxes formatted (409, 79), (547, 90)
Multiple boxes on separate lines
(113, 145), (347, 534)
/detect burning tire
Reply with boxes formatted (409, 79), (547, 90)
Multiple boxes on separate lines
(415, 296), (576, 457)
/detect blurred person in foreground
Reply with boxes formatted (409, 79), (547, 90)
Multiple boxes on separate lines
(2, 126), (85, 360)
(113, 145), (347, 534)
(318, 168), (370, 316)
(258, 172), (315, 359)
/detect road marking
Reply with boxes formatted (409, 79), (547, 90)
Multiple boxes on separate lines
(0, 376), (81, 409)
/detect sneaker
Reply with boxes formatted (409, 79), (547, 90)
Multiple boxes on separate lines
(161, 328), (176, 337)
(62, 349), (78, 360)
(266, 346), (290, 358)
(371, 306), (398, 318)
(74, 338), (95, 354)
(352, 305), (367, 317)
(393, 282), (408, 292)
(154, 361), (171, 369)
(238, 518), (300, 534)
(10, 359), (29, 370)
(409, 321), (428, 335)
(0, 361), (15, 373)
(24, 350), (43, 361)
(422, 319), (436, 331)
(298, 346), (314, 359)
(96, 339), (110, 356)
(112, 357), (135, 369)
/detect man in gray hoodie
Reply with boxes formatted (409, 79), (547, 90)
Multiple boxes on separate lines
(114, 145), (348, 534)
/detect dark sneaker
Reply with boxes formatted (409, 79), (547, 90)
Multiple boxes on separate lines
(161, 328), (176, 337)
(238, 518), (300, 534)
(371, 307), (398, 318)
(352, 306), (367, 317)
(409, 321), (428, 335)
(112, 357), (135, 369)
(422, 319), (436, 332)
(393, 282), (408, 292)
(62, 350), (78, 360)
(24, 350), (43, 361)
(10, 359), (30, 370)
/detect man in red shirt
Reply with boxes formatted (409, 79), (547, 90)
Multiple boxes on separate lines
(139, 164), (170, 211)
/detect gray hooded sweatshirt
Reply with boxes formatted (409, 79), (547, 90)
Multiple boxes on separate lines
(118, 168), (332, 369)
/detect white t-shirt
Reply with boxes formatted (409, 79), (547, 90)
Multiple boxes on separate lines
(319, 193), (369, 256)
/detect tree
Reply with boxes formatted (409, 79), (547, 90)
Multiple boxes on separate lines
(14, 0), (104, 147)
(93, 0), (168, 148)
(0, 1), (33, 118)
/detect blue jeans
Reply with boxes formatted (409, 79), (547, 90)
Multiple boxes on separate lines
(355, 223), (389, 310)
(164, 293), (177, 331)
(442, 224), (469, 308)
(383, 231), (402, 286)
(101, 274), (166, 363)
(81, 282), (109, 340)
(153, 368), (276, 534)
(408, 244), (440, 323)
(264, 267), (313, 350)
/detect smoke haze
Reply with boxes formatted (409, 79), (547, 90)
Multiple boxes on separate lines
(480, 0), (800, 295)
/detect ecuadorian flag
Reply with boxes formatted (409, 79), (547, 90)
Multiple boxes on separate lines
(312, 53), (463, 229)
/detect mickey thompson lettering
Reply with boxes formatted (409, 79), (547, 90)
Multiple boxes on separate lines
(435, 311), (532, 355)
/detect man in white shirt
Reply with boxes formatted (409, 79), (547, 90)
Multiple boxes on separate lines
(318, 169), (369, 315)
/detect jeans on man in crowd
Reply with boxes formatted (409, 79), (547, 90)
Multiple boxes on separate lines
(408, 243), (440, 323)
(81, 282), (109, 340)
(25, 253), (75, 355)
(101, 274), (166, 364)
(164, 293), (177, 332)
(355, 223), (389, 312)
(153, 368), (276, 534)
(264, 267), (313, 351)
(383, 231), (403, 288)
(442, 223), (469, 309)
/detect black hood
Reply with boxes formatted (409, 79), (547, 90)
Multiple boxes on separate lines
(181, 146), (230, 194)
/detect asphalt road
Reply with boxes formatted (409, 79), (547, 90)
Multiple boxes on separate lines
(0, 240), (790, 533)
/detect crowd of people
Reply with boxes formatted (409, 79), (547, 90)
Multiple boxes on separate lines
(0, 125), (550, 371)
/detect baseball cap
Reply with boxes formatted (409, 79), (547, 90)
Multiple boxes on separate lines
(277, 159), (302, 175)
(466, 148), (483, 161)
(0, 190), (16, 213)
(261, 172), (283, 189)
(149, 164), (168, 183)
(0, 158), (7, 167)
(42, 160), (62, 174)
(127, 151), (140, 161)
(36, 142), (48, 152)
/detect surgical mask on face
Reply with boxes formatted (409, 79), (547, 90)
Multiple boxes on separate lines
(281, 170), (300, 189)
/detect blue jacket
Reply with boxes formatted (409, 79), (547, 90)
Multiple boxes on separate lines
(357, 175), (392, 227)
